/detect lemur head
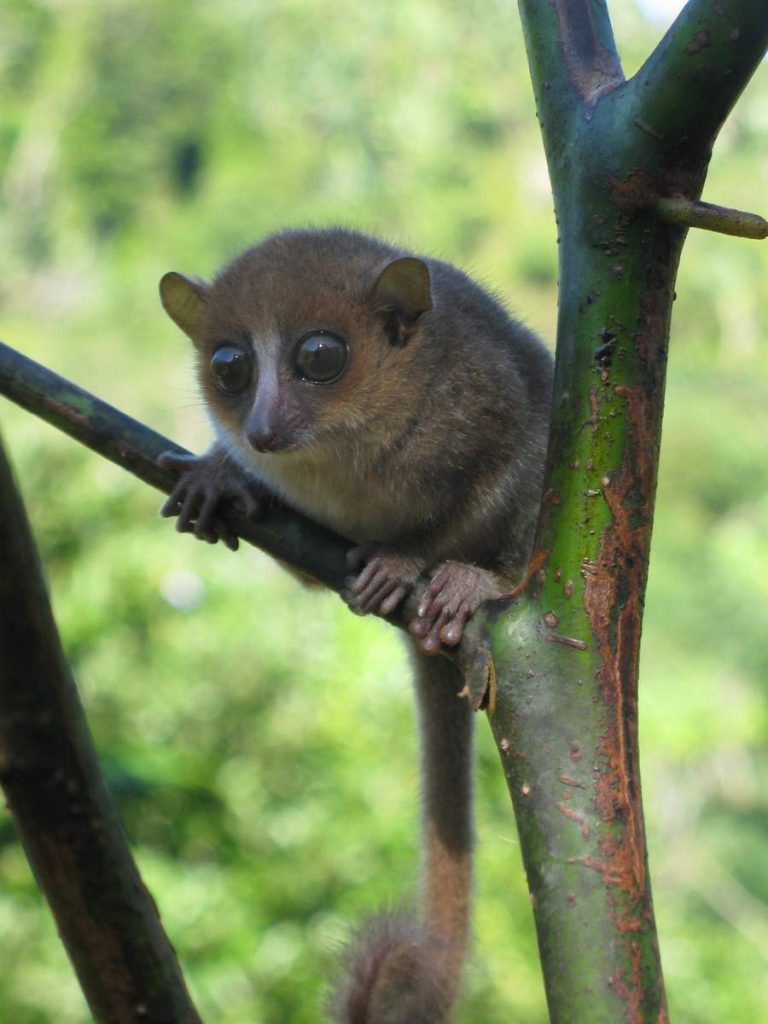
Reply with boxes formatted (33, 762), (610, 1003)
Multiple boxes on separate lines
(160, 228), (432, 455)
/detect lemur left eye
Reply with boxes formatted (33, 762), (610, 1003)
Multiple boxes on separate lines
(210, 344), (251, 395)
(294, 332), (348, 383)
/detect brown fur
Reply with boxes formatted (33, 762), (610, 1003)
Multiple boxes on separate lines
(159, 227), (553, 1021)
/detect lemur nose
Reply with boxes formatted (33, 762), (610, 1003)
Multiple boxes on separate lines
(246, 425), (283, 452)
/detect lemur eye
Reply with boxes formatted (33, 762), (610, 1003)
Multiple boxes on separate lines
(210, 344), (251, 395)
(294, 331), (348, 383)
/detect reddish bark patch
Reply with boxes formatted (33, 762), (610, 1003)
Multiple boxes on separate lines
(685, 29), (711, 54)
(632, 119), (664, 141)
(588, 386), (600, 429)
(547, 633), (588, 651)
(611, 170), (661, 212)
(511, 544), (550, 598)
(559, 773), (585, 788)
(611, 948), (643, 1024)
(558, 802), (591, 840)
(46, 396), (90, 430)
(582, 391), (651, 885)
(581, 361), (665, 1011)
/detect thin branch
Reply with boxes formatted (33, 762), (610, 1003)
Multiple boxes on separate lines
(629, 0), (768, 148)
(0, 429), (202, 1024)
(657, 197), (768, 238)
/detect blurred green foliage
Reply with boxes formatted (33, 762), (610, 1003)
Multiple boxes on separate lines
(0, 1), (767, 1020)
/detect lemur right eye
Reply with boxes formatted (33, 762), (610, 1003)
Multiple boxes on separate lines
(210, 344), (251, 395)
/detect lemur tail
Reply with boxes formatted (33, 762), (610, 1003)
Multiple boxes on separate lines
(331, 650), (474, 1023)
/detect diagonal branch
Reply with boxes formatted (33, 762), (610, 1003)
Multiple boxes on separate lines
(628, 0), (768, 149)
(0, 339), (350, 590)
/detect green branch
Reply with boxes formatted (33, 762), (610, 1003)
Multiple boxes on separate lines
(517, 0), (622, 162)
(495, 2), (768, 1021)
(628, 0), (768, 147)
(657, 197), (768, 239)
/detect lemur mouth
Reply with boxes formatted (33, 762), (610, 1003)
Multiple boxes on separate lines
(247, 433), (286, 453)
(245, 426), (305, 454)
(245, 432), (306, 456)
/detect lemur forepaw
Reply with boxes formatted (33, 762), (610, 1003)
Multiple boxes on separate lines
(158, 450), (268, 551)
(342, 545), (427, 616)
(409, 561), (502, 655)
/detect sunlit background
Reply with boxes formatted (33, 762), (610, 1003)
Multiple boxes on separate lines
(1, 1), (767, 1021)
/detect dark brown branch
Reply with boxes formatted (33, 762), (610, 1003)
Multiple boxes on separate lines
(0, 429), (202, 1024)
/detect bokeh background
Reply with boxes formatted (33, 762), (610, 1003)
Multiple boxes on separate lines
(1, 1), (767, 1021)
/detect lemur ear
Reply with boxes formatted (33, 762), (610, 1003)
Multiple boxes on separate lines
(159, 272), (210, 342)
(370, 257), (432, 344)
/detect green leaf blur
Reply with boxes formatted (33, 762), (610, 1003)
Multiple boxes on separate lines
(0, 1), (766, 1021)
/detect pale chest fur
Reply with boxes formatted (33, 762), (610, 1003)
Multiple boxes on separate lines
(225, 434), (431, 545)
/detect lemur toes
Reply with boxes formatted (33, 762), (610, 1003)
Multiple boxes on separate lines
(410, 561), (502, 654)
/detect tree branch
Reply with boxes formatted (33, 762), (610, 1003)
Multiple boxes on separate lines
(657, 197), (768, 238)
(517, 0), (623, 151)
(495, 2), (768, 1021)
(628, 0), (768, 149)
(0, 429), (202, 1024)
